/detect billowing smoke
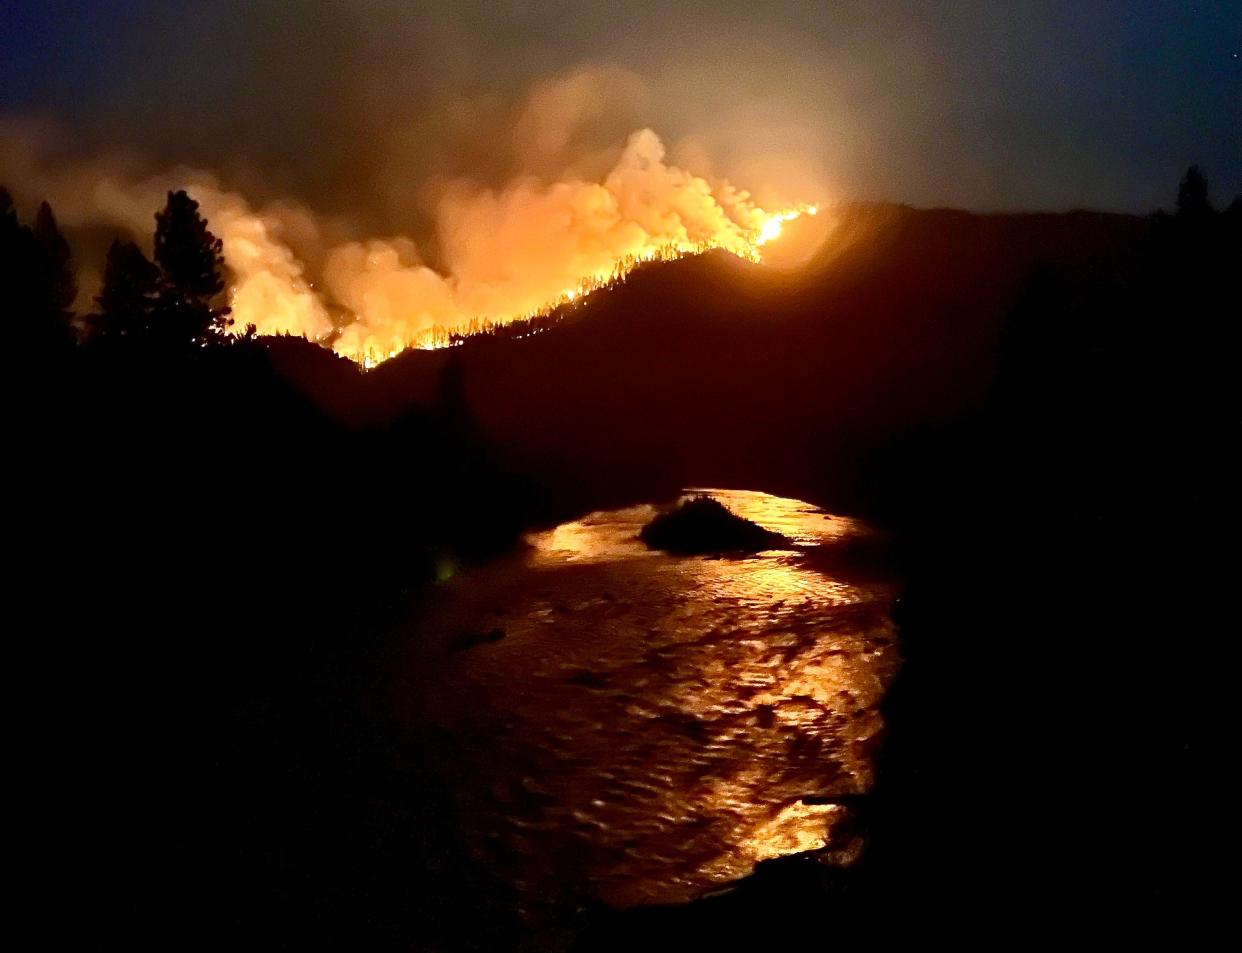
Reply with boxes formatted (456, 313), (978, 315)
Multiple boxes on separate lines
(0, 116), (333, 340)
(328, 127), (811, 361)
(1, 68), (818, 365)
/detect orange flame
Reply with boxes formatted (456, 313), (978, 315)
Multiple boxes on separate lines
(338, 202), (818, 369)
(0, 109), (824, 368)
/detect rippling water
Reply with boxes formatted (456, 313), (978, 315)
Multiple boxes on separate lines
(409, 489), (898, 919)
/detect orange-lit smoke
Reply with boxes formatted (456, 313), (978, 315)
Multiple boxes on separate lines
(1, 75), (822, 367)
(328, 129), (816, 364)
(0, 119), (333, 341)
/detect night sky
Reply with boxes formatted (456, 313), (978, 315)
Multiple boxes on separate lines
(3, 0), (1239, 214)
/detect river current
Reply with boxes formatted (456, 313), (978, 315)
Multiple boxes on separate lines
(408, 489), (898, 920)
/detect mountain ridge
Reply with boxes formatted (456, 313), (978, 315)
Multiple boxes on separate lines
(266, 203), (1143, 506)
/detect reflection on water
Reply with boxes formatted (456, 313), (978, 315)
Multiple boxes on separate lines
(410, 489), (898, 917)
(529, 489), (854, 567)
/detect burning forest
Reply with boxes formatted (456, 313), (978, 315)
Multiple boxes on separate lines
(2, 106), (823, 369)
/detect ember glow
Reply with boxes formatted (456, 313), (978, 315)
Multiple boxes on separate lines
(349, 191), (818, 369)
(344, 197), (819, 369)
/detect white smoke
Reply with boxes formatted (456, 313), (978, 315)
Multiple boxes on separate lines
(1, 68), (817, 363)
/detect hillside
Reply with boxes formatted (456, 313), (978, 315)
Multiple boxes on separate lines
(268, 203), (1145, 511)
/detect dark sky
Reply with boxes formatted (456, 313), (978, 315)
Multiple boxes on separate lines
(3, 0), (1239, 214)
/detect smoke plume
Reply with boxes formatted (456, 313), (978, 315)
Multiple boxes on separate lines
(1, 68), (818, 364)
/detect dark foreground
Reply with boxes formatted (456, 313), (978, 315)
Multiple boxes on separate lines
(584, 198), (1240, 947)
(10, 188), (1239, 949)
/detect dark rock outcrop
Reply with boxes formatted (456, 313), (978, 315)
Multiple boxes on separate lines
(639, 496), (788, 554)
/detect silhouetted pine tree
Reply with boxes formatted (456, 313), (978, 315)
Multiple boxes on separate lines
(1, 186), (21, 248)
(0, 186), (35, 308)
(1176, 166), (1213, 219)
(152, 190), (231, 346)
(1, 188), (77, 352)
(94, 239), (160, 340)
(32, 202), (77, 345)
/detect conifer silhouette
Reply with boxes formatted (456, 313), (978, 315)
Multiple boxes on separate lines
(1, 189), (77, 350)
(33, 202), (77, 340)
(152, 190), (231, 345)
(94, 239), (160, 339)
(1176, 166), (1213, 219)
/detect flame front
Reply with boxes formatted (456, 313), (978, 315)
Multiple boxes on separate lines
(336, 201), (817, 368)
(212, 129), (820, 369)
(1, 90), (826, 369)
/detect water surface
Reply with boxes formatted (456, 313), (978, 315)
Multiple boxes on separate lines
(409, 489), (898, 916)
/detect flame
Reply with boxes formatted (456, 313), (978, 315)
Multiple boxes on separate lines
(755, 204), (817, 247)
(0, 114), (821, 370)
(311, 129), (821, 368)
(333, 200), (818, 368)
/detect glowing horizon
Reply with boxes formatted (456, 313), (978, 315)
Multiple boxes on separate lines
(345, 202), (820, 369)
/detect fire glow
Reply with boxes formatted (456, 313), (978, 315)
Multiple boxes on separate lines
(350, 200), (819, 369)
(2, 114), (823, 370)
(216, 128), (821, 369)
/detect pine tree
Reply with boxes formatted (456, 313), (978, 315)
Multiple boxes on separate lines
(1176, 166), (1213, 219)
(152, 190), (231, 345)
(0, 186), (35, 311)
(32, 202), (77, 345)
(94, 239), (160, 340)
(1, 189), (77, 351)
(0, 186), (21, 251)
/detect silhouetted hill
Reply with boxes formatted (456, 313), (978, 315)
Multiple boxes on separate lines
(277, 204), (1144, 514)
(576, 192), (1240, 948)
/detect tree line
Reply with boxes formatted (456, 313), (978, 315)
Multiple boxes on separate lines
(5, 166), (1237, 362)
(2, 186), (233, 354)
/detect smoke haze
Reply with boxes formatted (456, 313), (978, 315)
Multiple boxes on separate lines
(3, 2), (1237, 357)
(2, 68), (820, 359)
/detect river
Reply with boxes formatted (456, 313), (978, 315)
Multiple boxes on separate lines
(405, 489), (898, 926)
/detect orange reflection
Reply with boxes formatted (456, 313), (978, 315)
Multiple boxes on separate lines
(418, 489), (899, 909)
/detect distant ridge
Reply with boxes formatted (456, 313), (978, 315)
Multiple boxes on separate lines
(264, 203), (1146, 508)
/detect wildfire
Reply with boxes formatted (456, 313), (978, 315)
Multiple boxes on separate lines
(339, 202), (820, 369)
(2, 88), (830, 370)
(756, 205), (817, 247)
